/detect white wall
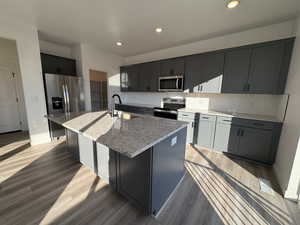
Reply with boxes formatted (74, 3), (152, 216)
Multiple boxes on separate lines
(77, 44), (124, 110)
(0, 37), (28, 130)
(125, 20), (295, 65)
(274, 17), (300, 200)
(39, 40), (74, 59)
(0, 17), (50, 145)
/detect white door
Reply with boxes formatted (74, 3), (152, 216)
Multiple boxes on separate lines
(0, 66), (21, 133)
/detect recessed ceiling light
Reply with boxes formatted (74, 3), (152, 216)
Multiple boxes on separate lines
(227, 0), (240, 9)
(116, 41), (123, 46)
(155, 28), (163, 33)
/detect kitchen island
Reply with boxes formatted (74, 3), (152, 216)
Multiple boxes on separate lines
(46, 111), (187, 216)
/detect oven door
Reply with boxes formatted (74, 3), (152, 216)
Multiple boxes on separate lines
(158, 76), (183, 92)
(153, 108), (178, 120)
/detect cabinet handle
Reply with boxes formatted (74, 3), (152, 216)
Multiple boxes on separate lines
(222, 119), (231, 122)
(200, 85), (203, 92)
(253, 123), (264, 126)
(202, 117), (209, 119)
(191, 122), (194, 128)
(240, 129), (244, 137)
(237, 129), (241, 136)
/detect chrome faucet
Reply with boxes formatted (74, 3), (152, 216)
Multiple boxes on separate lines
(111, 94), (122, 117)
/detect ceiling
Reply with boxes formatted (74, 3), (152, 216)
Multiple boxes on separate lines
(0, 0), (300, 56)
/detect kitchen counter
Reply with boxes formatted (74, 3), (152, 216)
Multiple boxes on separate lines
(178, 108), (282, 123)
(47, 110), (188, 215)
(47, 111), (187, 158)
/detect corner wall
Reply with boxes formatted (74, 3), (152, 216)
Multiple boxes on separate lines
(0, 17), (50, 145)
(76, 44), (124, 111)
(274, 16), (300, 200)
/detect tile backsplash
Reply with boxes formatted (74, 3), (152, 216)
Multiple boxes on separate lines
(120, 92), (288, 121)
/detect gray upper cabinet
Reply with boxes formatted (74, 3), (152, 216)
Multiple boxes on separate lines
(222, 48), (251, 93)
(248, 42), (285, 94)
(120, 65), (140, 91)
(139, 61), (160, 91)
(160, 58), (185, 76)
(120, 38), (294, 94)
(222, 38), (294, 94)
(184, 52), (224, 93)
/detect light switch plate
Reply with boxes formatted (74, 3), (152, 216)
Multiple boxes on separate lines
(171, 136), (177, 146)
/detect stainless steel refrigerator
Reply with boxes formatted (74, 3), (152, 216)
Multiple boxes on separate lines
(44, 73), (85, 139)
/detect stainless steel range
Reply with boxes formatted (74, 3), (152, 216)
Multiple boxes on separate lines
(153, 97), (185, 120)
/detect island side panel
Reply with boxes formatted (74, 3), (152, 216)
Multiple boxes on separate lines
(151, 127), (187, 216)
(65, 129), (80, 161)
(116, 149), (152, 214)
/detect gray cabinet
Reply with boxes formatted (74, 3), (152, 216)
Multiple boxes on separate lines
(116, 127), (187, 215)
(222, 48), (251, 93)
(197, 114), (216, 148)
(178, 111), (198, 144)
(237, 127), (273, 163)
(248, 42), (285, 94)
(222, 38), (294, 94)
(78, 134), (95, 172)
(185, 52), (224, 93)
(139, 62), (160, 91)
(120, 65), (140, 91)
(213, 117), (282, 164)
(160, 58), (185, 76)
(214, 117), (239, 153)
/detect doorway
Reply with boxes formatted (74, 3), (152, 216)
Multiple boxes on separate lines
(0, 65), (21, 133)
(89, 70), (108, 111)
(0, 38), (27, 134)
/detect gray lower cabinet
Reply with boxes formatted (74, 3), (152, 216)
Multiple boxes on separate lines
(66, 129), (79, 160)
(117, 127), (187, 215)
(213, 117), (282, 164)
(78, 134), (96, 172)
(197, 114), (216, 148)
(177, 111), (197, 144)
(236, 127), (273, 163)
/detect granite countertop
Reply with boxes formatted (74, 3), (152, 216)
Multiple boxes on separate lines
(178, 108), (282, 123)
(46, 111), (187, 158)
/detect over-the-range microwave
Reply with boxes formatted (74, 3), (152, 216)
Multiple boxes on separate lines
(158, 76), (184, 92)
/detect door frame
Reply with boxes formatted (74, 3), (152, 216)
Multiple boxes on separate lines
(0, 63), (22, 133)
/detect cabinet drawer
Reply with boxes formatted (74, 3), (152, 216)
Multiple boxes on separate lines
(200, 114), (216, 122)
(232, 118), (277, 130)
(178, 112), (196, 121)
(217, 116), (233, 124)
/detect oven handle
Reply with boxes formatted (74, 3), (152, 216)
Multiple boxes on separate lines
(176, 78), (179, 89)
(154, 109), (178, 115)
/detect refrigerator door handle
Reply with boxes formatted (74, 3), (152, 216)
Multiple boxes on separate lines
(65, 84), (70, 113)
(62, 84), (67, 114)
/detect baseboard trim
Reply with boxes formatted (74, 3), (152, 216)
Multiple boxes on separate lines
(284, 190), (299, 202)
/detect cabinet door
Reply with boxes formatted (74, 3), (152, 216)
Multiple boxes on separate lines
(160, 58), (184, 76)
(237, 127), (273, 163)
(41, 54), (76, 75)
(214, 123), (240, 153)
(120, 65), (140, 91)
(185, 52), (224, 93)
(139, 62), (160, 91)
(78, 134), (95, 172)
(117, 149), (152, 211)
(222, 48), (251, 93)
(197, 119), (216, 148)
(177, 118), (195, 144)
(248, 42), (285, 94)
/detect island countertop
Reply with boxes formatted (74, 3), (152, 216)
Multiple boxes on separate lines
(46, 111), (188, 158)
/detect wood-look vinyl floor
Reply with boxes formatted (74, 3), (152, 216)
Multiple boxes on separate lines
(0, 131), (299, 225)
